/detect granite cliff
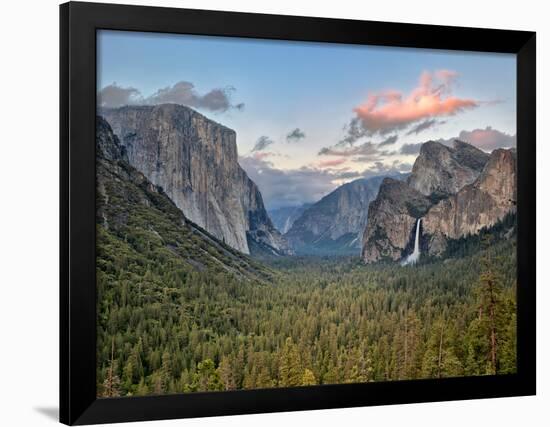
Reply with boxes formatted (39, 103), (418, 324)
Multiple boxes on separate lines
(362, 140), (516, 263)
(100, 104), (289, 256)
(422, 148), (516, 255)
(96, 116), (272, 279)
(361, 178), (432, 262)
(407, 140), (489, 198)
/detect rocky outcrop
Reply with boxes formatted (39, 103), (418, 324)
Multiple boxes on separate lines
(407, 140), (489, 198)
(96, 115), (127, 162)
(100, 104), (289, 256)
(362, 139), (516, 264)
(361, 178), (432, 262)
(285, 176), (390, 255)
(245, 193), (291, 256)
(422, 148), (516, 254)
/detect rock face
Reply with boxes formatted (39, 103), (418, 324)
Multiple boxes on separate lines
(269, 204), (312, 234)
(96, 116), (272, 280)
(100, 104), (289, 256)
(422, 148), (517, 254)
(407, 140), (489, 197)
(284, 176), (391, 255)
(362, 140), (516, 263)
(361, 178), (432, 262)
(97, 116), (128, 163)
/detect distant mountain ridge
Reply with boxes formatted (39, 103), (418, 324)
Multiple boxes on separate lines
(362, 140), (516, 263)
(100, 104), (290, 257)
(285, 174), (406, 255)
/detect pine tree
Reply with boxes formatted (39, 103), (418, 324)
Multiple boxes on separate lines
(161, 351), (172, 390)
(233, 345), (246, 389)
(464, 245), (513, 375)
(122, 357), (135, 392)
(499, 290), (517, 374)
(322, 357), (341, 385)
(135, 378), (149, 396)
(301, 368), (317, 386)
(151, 371), (164, 394)
(255, 366), (275, 388)
(344, 345), (372, 383)
(102, 337), (121, 397)
(217, 356), (236, 390)
(191, 359), (223, 391)
(278, 337), (302, 387)
(394, 310), (422, 380)
(421, 318), (462, 378)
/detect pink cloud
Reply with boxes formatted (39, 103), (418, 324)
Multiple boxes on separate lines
(457, 127), (516, 151)
(252, 151), (276, 160)
(318, 158), (347, 168)
(434, 69), (459, 87)
(353, 70), (478, 134)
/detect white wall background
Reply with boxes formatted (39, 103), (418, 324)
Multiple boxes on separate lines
(0, 0), (546, 425)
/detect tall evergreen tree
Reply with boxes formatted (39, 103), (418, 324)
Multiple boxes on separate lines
(278, 338), (303, 387)
(421, 318), (462, 378)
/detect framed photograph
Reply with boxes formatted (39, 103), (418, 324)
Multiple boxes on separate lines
(60, 1), (536, 425)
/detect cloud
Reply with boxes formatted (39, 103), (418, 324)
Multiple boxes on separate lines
(98, 81), (244, 112)
(239, 156), (412, 209)
(286, 128), (306, 143)
(239, 156), (349, 209)
(346, 70), (478, 136)
(97, 83), (142, 108)
(319, 141), (382, 159)
(147, 82), (242, 112)
(318, 158), (348, 168)
(400, 143), (424, 155)
(379, 135), (399, 146)
(334, 170), (364, 180)
(454, 126), (516, 151)
(318, 138), (397, 164)
(405, 119), (446, 136)
(363, 160), (413, 178)
(251, 151), (277, 161)
(251, 136), (275, 152)
(338, 117), (368, 145)
(398, 126), (515, 157)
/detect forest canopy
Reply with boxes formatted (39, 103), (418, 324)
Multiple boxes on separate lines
(97, 225), (517, 396)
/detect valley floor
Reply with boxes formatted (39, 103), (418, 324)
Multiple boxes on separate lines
(97, 233), (517, 397)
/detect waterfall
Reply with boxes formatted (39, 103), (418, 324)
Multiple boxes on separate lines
(402, 218), (422, 266)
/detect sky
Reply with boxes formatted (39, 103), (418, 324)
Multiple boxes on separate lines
(97, 30), (516, 210)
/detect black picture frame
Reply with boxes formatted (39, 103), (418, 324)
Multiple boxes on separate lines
(60, 1), (536, 425)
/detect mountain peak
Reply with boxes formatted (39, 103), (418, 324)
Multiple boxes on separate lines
(407, 139), (489, 197)
(100, 103), (237, 141)
(420, 140), (449, 154)
(452, 139), (490, 170)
